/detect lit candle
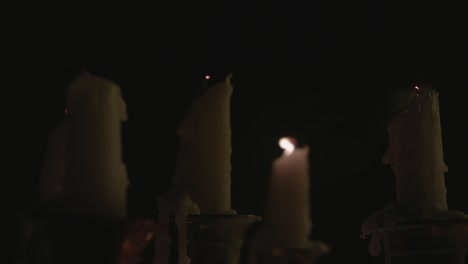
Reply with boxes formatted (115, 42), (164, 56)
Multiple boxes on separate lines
(62, 74), (128, 219)
(383, 86), (448, 212)
(264, 137), (312, 247)
(172, 73), (236, 215)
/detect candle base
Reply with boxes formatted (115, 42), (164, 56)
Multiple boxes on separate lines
(15, 202), (156, 264)
(382, 219), (468, 264)
(251, 241), (330, 264)
(186, 214), (261, 264)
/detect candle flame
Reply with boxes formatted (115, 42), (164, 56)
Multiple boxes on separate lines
(414, 86), (420, 91)
(205, 75), (211, 80)
(279, 137), (296, 155)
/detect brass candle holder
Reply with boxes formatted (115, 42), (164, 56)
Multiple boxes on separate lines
(362, 204), (468, 264)
(15, 202), (156, 264)
(186, 214), (261, 264)
(251, 241), (330, 264)
(382, 219), (468, 264)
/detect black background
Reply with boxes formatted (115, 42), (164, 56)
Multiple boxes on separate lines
(7, 1), (468, 263)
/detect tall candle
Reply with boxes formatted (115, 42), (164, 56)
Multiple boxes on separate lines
(172, 73), (236, 215)
(40, 117), (70, 201)
(62, 75), (128, 219)
(154, 74), (236, 264)
(383, 86), (448, 212)
(264, 137), (311, 247)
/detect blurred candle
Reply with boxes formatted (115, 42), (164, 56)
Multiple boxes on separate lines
(63, 74), (128, 219)
(383, 86), (448, 212)
(172, 73), (236, 214)
(264, 137), (312, 247)
(154, 74), (236, 264)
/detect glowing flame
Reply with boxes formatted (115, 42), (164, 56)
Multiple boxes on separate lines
(279, 137), (296, 155)
(414, 86), (420, 91)
(205, 75), (211, 80)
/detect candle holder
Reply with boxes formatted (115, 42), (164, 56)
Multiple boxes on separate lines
(15, 202), (157, 264)
(381, 219), (468, 264)
(186, 214), (261, 264)
(251, 241), (330, 264)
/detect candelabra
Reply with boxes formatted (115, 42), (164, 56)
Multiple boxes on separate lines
(251, 241), (330, 264)
(186, 214), (261, 264)
(382, 219), (468, 264)
(15, 202), (156, 264)
(361, 204), (468, 264)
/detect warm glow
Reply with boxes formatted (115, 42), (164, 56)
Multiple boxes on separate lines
(145, 232), (154, 241)
(279, 137), (296, 155)
(205, 75), (211, 80)
(414, 86), (420, 91)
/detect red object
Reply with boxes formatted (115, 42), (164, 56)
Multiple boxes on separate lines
(117, 220), (159, 264)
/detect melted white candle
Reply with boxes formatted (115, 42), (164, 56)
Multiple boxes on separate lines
(172, 74), (236, 214)
(154, 74), (236, 264)
(62, 75), (128, 219)
(383, 86), (448, 212)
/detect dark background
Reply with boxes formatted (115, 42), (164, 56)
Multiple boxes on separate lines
(7, 1), (468, 263)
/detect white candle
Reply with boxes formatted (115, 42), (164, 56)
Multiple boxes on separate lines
(383, 86), (448, 212)
(153, 74), (235, 264)
(172, 73), (236, 215)
(40, 117), (70, 201)
(264, 137), (311, 247)
(62, 74), (128, 219)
